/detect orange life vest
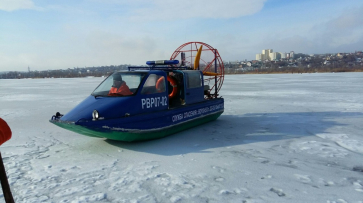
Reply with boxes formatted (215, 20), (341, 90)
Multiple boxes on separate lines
(108, 82), (133, 96)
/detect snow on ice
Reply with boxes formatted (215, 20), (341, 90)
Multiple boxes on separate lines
(1, 72), (363, 203)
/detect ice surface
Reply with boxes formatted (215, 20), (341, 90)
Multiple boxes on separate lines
(1, 73), (363, 202)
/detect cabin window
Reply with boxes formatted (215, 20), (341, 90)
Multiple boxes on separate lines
(91, 72), (146, 97)
(141, 74), (166, 94)
(187, 71), (202, 89)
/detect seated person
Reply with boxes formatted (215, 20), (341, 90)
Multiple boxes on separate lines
(108, 73), (133, 96)
(156, 77), (166, 93)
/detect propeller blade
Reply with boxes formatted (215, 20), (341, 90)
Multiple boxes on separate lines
(203, 72), (221, 76)
(194, 45), (203, 70)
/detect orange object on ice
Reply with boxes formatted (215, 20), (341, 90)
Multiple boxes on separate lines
(0, 118), (12, 145)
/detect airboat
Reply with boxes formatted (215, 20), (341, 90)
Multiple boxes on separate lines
(50, 42), (225, 142)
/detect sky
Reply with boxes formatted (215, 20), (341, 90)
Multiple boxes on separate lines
(0, 0), (363, 72)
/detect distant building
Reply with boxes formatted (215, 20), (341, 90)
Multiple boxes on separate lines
(269, 52), (281, 61)
(256, 49), (294, 61)
(256, 49), (273, 61)
(256, 54), (262, 60)
(290, 51), (295, 59)
(262, 49), (273, 60)
(280, 52), (287, 59)
(229, 61), (240, 65)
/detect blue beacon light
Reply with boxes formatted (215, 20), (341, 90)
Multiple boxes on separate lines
(146, 60), (179, 66)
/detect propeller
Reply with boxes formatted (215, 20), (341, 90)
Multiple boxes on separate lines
(194, 45), (221, 76)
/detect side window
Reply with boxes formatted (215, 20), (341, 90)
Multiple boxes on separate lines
(141, 74), (166, 94)
(187, 71), (202, 89)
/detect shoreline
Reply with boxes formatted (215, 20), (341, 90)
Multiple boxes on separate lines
(227, 69), (363, 75)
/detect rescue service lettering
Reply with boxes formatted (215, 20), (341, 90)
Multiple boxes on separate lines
(171, 103), (224, 122)
(141, 96), (168, 109)
(184, 110), (197, 118)
(172, 114), (183, 122)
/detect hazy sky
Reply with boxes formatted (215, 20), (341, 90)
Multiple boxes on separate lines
(1, 0), (362, 71)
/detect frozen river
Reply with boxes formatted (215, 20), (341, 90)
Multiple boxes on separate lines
(1, 72), (363, 203)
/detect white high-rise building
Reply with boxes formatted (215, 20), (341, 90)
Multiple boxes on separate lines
(269, 52), (281, 61)
(256, 49), (272, 60)
(262, 49), (273, 60)
(290, 51), (295, 59)
(279, 52), (287, 59)
(256, 54), (262, 60)
(270, 52), (277, 61)
(256, 49), (287, 61)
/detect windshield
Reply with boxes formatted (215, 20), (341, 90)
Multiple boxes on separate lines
(92, 72), (146, 97)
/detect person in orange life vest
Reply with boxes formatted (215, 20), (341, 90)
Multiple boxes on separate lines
(108, 73), (133, 96)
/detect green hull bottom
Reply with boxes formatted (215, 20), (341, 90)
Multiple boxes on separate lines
(52, 112), (223, 142)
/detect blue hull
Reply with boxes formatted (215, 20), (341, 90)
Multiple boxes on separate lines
(51, 98), (224, 141)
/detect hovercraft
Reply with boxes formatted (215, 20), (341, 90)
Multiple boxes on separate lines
(50, 42), (225, 142)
